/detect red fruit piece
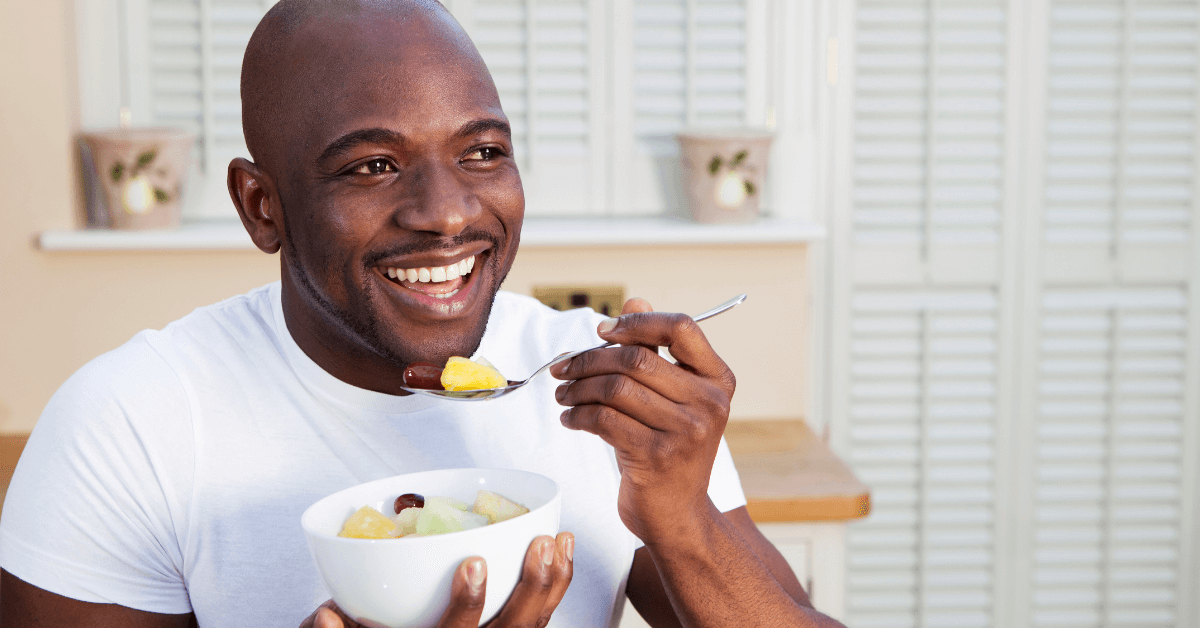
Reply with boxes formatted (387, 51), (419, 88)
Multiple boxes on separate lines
(394, 493), (425, 514)
(403, 363), (445, 390)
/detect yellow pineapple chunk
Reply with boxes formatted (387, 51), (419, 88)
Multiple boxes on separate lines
(440, 356), (507, 391)
(338, 505), (398, 539)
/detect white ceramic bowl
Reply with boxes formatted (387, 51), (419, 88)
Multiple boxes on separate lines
(302, 468), (561, 628)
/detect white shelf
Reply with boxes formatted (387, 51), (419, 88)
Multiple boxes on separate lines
(519, 217), (825, 246)
(37, 217), (825, 252)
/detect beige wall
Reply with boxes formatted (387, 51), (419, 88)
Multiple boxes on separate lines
(0, 0), (808, 433)
(504, 245), (809, 422)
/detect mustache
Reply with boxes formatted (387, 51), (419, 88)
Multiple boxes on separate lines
(361, 228), (503, 267)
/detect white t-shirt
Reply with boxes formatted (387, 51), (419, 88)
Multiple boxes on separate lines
(0, 282), (745, 627)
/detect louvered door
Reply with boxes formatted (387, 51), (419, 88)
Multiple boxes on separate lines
(845, 290), (1002, 628)
(839, 1), (1012, 626)
(851, 0), (1007, 286)
(839, 0), (1200, 625)
(1015, 1), (1200, 626)
(1025, 288), (1191, 627)
(1040, 0), (1195, 285)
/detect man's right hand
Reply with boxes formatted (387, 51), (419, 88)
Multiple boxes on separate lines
(302, 532), (574, 628)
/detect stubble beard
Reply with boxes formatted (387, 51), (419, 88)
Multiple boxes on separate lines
(281, 217), (509, 371)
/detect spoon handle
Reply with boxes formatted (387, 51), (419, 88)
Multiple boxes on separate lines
(691, 294), (747, 322)
(554, 293), (747, 365)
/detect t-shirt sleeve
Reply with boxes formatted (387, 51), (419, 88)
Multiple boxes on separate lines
(0, 334), (195, 614)
(707, 436), (747, 513)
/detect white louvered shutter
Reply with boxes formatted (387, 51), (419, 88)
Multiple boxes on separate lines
(609, 0), (758, 215)
(448, 0), (607, 216)
(1029, 289), (1189, 627)
(113, 0), (770, 219)
(844, 290), (1000, 628)
(1019, 1), (1200, 626)
(125, 0), (270, 220)
(1042, 0), (1195, 285)
(840, 1), (1010, 627)
(852, 0), (1006, 286)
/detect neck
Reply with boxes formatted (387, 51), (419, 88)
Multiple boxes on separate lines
(279, 275), (413, 396)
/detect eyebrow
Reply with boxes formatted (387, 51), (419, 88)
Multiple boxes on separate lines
(454, 118), (512, 142)
(317, 128), (404, 164)
(316, 118), (513, 165)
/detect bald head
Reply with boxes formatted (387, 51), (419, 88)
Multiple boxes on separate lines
(240, 0), (485, 171)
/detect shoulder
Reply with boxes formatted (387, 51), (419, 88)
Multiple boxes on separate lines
(153, 282), (279, 356)
(27, 283), (281, 465)
(1, 331), (196, 610)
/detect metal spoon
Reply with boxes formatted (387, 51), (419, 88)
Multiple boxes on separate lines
(399, 293), (747, 401)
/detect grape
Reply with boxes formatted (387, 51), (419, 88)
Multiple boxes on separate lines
(402, 363), (444, 390)
(394, 493), (425, 514)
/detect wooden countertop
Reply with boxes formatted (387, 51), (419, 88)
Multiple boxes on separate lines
(725, 420), (871, 523)
(0, 422), (871, 523)
(0, 435), (27, 513)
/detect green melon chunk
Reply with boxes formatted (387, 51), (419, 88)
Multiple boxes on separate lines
(417, 499), (489, 535)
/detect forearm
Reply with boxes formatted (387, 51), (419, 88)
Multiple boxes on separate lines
(643, 502), (846, 628)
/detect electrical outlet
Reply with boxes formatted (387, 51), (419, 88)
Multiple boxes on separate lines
(533, 286), (625, 317)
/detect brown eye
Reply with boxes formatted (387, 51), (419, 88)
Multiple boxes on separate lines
(465, 147), (504, 161)
(354, 159), (394, 175)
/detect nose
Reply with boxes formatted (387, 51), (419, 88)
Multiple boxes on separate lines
(394, 159), (483, 236)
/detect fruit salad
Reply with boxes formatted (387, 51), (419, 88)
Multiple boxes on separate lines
(338, 490), (530, 539)
(402, 356), (508, 392)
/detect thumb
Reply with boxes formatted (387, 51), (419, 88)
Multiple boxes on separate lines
(615, 297), (658, 353)
(314, 607), (345, 628)
(436, 557), (488, 628)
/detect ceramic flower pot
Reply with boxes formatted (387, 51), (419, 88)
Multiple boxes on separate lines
(677, 130), (773, 224)
(80, 128), (196, 230)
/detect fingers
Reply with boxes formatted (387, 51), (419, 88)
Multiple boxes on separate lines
(541, 533), (576, 620)
(487, 534), (574, 627)
(555, 370), (681, 431)
(602, 312), (728, 379)
(558, 400), (660, 448)
(437, 557), (487, 628)
(553, 344), (719, 408)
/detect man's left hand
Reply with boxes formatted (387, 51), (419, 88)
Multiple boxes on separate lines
(550, 298), (736, 544)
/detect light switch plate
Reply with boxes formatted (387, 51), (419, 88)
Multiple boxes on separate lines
(533, 286), (625, 317)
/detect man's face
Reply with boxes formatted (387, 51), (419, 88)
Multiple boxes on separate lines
(268, 12), (523, 377)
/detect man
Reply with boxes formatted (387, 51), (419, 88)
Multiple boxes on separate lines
(0, 1), (844, 627)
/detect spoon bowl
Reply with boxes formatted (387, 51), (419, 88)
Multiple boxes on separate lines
(399, 294), (746, 401)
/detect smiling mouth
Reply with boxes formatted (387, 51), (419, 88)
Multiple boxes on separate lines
(382, 255), (477, 300)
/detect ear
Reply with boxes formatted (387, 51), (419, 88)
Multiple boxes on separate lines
(228, 157), (282, 254)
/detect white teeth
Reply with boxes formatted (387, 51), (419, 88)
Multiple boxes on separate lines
(388, 255), (477, 285)
(433, 288), (460, 300)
